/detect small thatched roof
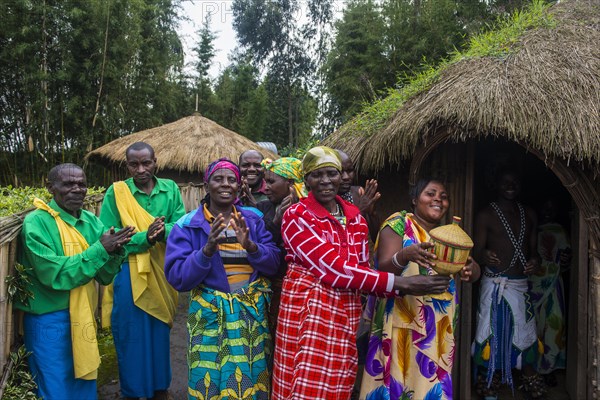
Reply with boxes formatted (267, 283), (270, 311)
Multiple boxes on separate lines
(324, 0), (600, 173)
(86, 114), (277, 174)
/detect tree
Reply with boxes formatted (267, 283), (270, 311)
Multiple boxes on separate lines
(211, 59), (262, 137)
(232, 0), (334, 146)
(238, 83), (268, 141)
(323, 0), (389, 125)
(192, 13), (216, 114)
(0, 0), (190, 185)
(322, 0), (500, 128)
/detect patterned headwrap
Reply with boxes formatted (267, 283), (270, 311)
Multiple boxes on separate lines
(204, 158), (241, 184)
(261, 157), (308, 198)
(301, 146), (342, 176)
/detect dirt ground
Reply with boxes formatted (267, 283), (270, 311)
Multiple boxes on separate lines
(97, 292), (190, 400)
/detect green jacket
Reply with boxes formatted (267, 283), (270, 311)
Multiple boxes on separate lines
(15, 199), (125, 314)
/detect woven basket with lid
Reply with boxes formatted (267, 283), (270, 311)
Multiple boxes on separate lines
(428, 216), (474, 276)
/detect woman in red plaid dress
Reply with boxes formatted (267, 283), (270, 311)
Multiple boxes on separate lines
(271, 146), (451, 400)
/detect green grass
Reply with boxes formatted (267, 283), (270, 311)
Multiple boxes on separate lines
(97, 328), (119, 387)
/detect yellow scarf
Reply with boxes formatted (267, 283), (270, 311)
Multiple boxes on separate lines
(102, 181), (178, 328)
(33, 198), (100, 380)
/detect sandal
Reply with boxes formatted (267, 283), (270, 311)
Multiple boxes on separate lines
(519, 373), (547, 399)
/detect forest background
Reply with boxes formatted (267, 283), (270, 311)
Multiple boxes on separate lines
(0, 0), (528, 187)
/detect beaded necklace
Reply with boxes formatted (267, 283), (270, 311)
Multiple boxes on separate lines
(484, 202), (527, 277)
(330, 203), (346, 226)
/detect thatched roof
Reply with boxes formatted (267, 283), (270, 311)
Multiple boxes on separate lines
(324, 0), (600, 173)
(86, 114), (277, 174)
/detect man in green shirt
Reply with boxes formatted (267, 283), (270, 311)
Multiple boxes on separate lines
(99, 142), (185, 400)
(16, 163), (134, 400)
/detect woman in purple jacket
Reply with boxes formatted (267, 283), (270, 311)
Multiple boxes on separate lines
(165, 158), (279, 400)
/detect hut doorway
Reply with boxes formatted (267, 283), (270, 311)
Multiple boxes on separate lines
(409, 136), (589, 399)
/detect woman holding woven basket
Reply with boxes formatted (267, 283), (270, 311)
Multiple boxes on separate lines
(360, 178), (480, 400)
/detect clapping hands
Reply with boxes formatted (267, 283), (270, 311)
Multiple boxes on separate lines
(101, 225), (135, 254)
(231, 212), (258, 253)
(354, 179), (381, 216)
(239, 177), (257, 207)
(147, 216), (166, 245)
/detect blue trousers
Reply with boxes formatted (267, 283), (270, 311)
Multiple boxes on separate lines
(111, 263), (172, 398)
(24, 310), (97, 400)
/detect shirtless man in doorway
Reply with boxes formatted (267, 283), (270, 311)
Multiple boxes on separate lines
(472, 168), (546, 400)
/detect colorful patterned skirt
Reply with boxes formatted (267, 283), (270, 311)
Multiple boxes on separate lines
(359, 282), (457, 400)
(187, 277), (272, 400)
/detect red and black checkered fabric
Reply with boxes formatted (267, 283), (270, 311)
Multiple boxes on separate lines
(271, 193), (395, 399)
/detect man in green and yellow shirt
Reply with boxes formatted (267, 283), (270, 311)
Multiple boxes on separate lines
(99, 142), (185, 400)
(16, 163), (134, 400)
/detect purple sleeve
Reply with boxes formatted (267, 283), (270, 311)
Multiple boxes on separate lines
(164, 224), (211, 291)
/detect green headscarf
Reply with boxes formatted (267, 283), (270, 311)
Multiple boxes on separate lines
(301, 146), (342, 176)
(261, 157), (308, 198)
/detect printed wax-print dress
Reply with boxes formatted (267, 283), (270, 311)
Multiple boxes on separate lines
(529, 222), (568, 373)
(360, 212), (457, 400)
(187, 277), (272, 400)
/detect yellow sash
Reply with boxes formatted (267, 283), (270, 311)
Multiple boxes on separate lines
(33, 198), (100, 380)
(102, 181), (178, 328)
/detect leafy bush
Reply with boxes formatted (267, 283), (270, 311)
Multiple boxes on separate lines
(0, 186), (105, 217)
(279, 138), (321, 159)
(1, 346), (40, 400)
(5, 263), (34, 306)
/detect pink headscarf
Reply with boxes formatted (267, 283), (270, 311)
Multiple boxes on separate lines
(204, 158), (241, 184)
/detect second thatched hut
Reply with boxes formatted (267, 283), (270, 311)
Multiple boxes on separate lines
(86, 113), (277, 210)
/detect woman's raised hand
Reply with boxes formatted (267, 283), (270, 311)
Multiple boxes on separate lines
(203, 214), (227, 257)
(231, 213), (258, 253)
(274, 187), (297, 226)
(402, 242), (437, 268)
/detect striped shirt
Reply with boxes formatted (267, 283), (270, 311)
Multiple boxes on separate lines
(203, 205), (253, 290)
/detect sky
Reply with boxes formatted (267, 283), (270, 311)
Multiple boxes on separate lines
(177, 1), (346, 80)
(177, 1), (240, 79)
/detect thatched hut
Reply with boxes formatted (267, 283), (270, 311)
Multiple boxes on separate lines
(86, 113), (277, 184)
(325, 1), (599, 398)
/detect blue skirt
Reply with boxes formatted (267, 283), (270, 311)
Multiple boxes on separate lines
(24, 310), (97, 400)
(111, 262), (172, 398)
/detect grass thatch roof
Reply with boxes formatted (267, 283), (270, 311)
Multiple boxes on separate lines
(324, 0), (600, 173)
(86, 114), (277, 174)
